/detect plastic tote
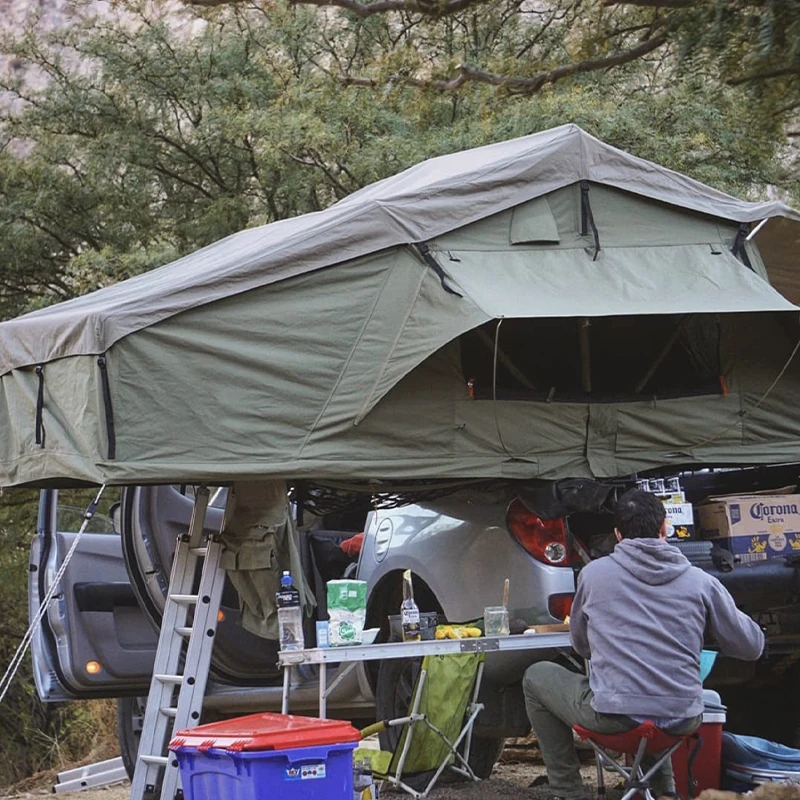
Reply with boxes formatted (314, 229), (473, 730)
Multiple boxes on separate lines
(722, 732), (800, 791)
(169, 712), (361, 800)
(699, 649), (717, 682)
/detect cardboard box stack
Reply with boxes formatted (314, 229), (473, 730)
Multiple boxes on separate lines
(638, 477), (695, 541)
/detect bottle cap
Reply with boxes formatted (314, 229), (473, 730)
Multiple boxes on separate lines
(281, 571), (292, 587)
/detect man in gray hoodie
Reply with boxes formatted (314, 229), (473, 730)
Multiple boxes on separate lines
(522, 488), (764, 800)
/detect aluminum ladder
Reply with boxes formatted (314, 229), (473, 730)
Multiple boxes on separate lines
(129, 486), (227, 800)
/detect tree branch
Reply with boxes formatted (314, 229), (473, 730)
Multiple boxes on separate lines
(728, 66), (799, 86)
(603, 0), (696, 6)
(341, 32), (668, 93)
(185, 0), (487, 15)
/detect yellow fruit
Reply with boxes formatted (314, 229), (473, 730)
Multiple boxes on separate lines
(465, 627), (482, 638)
(435, 629), (445, 640)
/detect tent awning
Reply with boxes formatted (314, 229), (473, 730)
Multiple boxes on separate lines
(446, 244), (799, 318)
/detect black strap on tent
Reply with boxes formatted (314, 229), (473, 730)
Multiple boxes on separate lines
(412, 242), (463, 297)
(731, 223), (754, 271)
(580, 180), (601, 261)
(35, 364), (46, 447)
(97, 355), (116, 460)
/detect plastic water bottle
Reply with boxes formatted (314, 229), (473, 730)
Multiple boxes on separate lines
(276, 571), (304, 651)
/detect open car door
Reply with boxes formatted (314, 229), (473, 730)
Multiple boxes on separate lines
(28, 489), (157, 700)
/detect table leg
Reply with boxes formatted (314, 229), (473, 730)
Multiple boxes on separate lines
(319, 664), (327, 718)
(281, 664), (291, 715)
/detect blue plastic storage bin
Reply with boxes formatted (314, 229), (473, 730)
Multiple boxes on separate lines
(169, 712), (361, 800)
(700, 649), (717, 682)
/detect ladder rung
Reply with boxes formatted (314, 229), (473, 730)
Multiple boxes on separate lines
(155, 674), (184, 685)
(175, 626), (193, 637)
(170, 594), (198, 604)
(160, 707), (177, 718)
(189, 546), (208, 556)
(139, 755), (169, 766)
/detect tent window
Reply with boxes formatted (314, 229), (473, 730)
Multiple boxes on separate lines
(460, 316), (722, 403)
(509, 197), (560, 244)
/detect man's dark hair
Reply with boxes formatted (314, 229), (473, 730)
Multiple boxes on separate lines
(614, 489), (666, 539)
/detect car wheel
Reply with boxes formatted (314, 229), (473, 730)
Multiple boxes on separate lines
(467, 735), (505, 778)
(117, 696), (146, 780)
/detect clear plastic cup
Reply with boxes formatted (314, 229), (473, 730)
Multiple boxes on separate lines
(483, 606), (510, 636)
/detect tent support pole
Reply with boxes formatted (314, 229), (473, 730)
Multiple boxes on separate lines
(634, 315), (690, 394)
(579, 318), (592, 393)
(475, 327), (537, 390)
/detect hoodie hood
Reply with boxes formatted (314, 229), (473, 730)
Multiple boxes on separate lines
(609, 538), (691, 585)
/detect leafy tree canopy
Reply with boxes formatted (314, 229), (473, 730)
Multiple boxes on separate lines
(183, 0), (800, 111)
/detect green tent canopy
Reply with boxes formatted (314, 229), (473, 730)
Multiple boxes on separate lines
(1, 124), (800, 488)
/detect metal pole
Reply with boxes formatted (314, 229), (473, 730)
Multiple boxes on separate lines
(579, 318), (592, 393)
(281, 665), (291, 714)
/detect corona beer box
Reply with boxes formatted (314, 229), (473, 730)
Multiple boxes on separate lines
(661, 499), (695, 541)
(695, 494), (800, 563)
(169, 712), (360, 800)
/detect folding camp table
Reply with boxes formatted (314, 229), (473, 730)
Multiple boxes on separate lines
(278, 632), (572, 717)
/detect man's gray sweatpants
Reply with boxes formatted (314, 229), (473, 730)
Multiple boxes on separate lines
(523, 661), (700, 799)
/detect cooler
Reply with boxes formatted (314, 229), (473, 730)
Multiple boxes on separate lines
(168, 712), (361, 800)
(671, 694), (726, 797)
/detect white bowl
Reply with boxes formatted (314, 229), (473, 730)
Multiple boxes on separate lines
(361, 628), (380, 645)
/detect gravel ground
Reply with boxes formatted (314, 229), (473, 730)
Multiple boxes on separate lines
(5, 759), (623, 800)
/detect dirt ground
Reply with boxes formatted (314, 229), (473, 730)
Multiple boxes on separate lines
(5, 760), (622, 799)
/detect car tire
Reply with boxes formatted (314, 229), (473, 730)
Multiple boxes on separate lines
(375, 657), (505, 785)
(117, 696), (146, 780)
(467, 735), (505, 778)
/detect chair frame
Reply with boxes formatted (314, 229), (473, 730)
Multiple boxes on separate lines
(381, 659), (485, 799)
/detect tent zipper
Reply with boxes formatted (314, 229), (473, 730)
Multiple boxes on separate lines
(580, 180), (601, 261)
(35, 364), (45, 447)
(97, 355), (116, 460)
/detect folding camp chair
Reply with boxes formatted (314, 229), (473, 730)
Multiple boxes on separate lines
(574, 721), (702, 800)
(355, 652), (485, 799)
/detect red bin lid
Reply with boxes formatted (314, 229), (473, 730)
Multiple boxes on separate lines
(168, 712), (361, 753)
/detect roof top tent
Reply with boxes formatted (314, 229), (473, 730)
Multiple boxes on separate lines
(1, 124), (800, 489)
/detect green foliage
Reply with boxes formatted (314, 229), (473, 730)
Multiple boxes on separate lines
(0, 489), (61, 785)
(0, 489), (119, 788)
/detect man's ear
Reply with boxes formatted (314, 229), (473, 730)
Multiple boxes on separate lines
(614, 528), (622, 543)
(659, 518), (669, 539)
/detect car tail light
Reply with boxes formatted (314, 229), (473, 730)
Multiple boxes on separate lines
(548, 593), (574, 621)
(506, 499), (572, 566)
